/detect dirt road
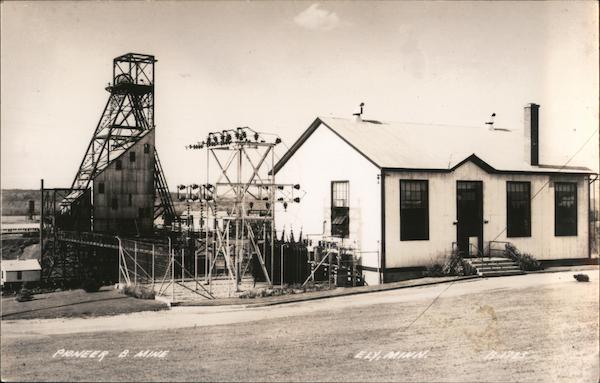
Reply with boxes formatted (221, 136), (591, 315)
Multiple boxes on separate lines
(2, 270), (598, 382)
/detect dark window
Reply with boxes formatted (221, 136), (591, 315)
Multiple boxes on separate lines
(111, 198), (118, 210)
(400, 180), (429, 240)
(116, 159), (122, 170)
(144, 143), (150, 154)
(16, 271), (22, 280)
(555, 182), (577, 236)
(128, 194), (133, 206)
(331, 181), (349, 237)
(98, 182), (105, 194)
(138, 207), (145, 218)
(129, 151), (136, 162)
(507, 182), (531, 237)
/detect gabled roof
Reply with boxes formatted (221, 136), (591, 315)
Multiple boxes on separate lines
(273, 117), (593, 175)
(1, 259), (41, 272)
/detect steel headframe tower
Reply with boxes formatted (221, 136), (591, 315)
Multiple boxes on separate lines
(187, 128), (302, 290)
(62, 53), (175, 224)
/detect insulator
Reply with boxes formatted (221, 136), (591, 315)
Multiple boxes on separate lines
(275, 138), (282, 144)
(294, 197), (301, 203)
(294, 184), (300, 190)
(277, 185), (284, 190)
(283, 202), (288, 210)
(265, 202), (270, 209)
(262, 197), (269, 201)
(277, 197), (284, 201)
(191, 184), (199, 189)
(178, 185), (186, 190)
(178, 196), (186, 202)
(254, 132), (259, 141)
(249, 202), (254, 209)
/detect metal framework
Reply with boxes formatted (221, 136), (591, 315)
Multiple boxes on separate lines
(186, 127), (303, 292)
(61, 53), (175, 223)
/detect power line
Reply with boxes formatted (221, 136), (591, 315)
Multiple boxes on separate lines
(489, 126), (599, 243)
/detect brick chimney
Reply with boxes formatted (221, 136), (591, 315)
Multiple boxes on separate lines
(524, 103), (540, 166)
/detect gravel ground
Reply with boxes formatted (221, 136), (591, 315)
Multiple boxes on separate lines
(1, 271), (598, 382)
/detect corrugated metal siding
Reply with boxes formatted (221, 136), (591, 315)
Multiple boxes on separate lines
(93, 130), (155, 234)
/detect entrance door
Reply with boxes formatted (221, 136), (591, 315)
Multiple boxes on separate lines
(456, 181), (483, 256)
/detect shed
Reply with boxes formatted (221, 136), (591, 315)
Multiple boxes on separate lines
(1, 259), (42, 285)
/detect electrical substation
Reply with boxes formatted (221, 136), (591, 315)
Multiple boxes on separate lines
(39, 53), (363, 302)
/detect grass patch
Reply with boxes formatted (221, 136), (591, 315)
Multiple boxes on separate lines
(1, 287), (167, 320)
(239, 282), (333, 299)
(122, 285), (156, 300)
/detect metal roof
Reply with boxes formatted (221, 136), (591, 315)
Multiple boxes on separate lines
(1, 259), (42, 272)
(273, 116), (594, 175)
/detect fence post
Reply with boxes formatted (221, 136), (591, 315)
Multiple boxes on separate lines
(181, 248), (185, 284)
(280, 243), (284, 287)
(152, 244), (155, 287)
(171, 248), (175, 303)
(134, 241), (137, 285)
(117, 236), (122, 287)
(328, 246), (332, 289)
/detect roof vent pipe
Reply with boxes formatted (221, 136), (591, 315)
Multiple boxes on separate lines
(353, 102), (364, 121)
(524, 103), (540, 166)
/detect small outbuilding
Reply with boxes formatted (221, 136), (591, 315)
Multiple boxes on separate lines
(1, 259), (42, 286)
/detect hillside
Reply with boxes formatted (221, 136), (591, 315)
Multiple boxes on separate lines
(1, 189), (40, 216)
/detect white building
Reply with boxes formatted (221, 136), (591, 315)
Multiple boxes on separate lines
(1, 259), (42, 286)
(274, 104), (595, 285)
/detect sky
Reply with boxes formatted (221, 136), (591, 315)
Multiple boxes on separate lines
(1, 1), (598, 190)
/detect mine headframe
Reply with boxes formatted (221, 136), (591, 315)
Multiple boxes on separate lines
(60, 53), (175, 226)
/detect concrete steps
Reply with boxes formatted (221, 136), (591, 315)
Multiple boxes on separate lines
(465, 257), (525, 277)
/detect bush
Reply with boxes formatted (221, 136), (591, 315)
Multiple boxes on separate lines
(15, 284), (34, 302)
(424, 252), (478, 277)
(81, 278), (102, 293)
(506, 244), (543, 271)
(122, 285), (156, 300)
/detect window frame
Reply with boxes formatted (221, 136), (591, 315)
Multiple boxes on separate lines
(330, 181), (350, 238)
(98, 182), (105, 194)
(554, 182), (578, 236)
(400, 179), (430, 241)
(115, 159), (122, 170)
(129, 151), (136, 163)
(506, 181), (531, 238)
(16, 271), (22, 280)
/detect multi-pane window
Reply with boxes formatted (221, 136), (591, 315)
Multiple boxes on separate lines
(555, 182), (577, 236)
(400, 180), (429, 240)
(332, 181), (349, 207)
(507, 182), (531, 237)
(16, 271), (22, 280)
(98, 182), (105, 194)
(129, 151), (136, 162)
(331, 181), (349, 237)
(116, 159), (122, 170)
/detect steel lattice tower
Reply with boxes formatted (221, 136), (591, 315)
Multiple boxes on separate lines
(63, 53), (175, 226)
